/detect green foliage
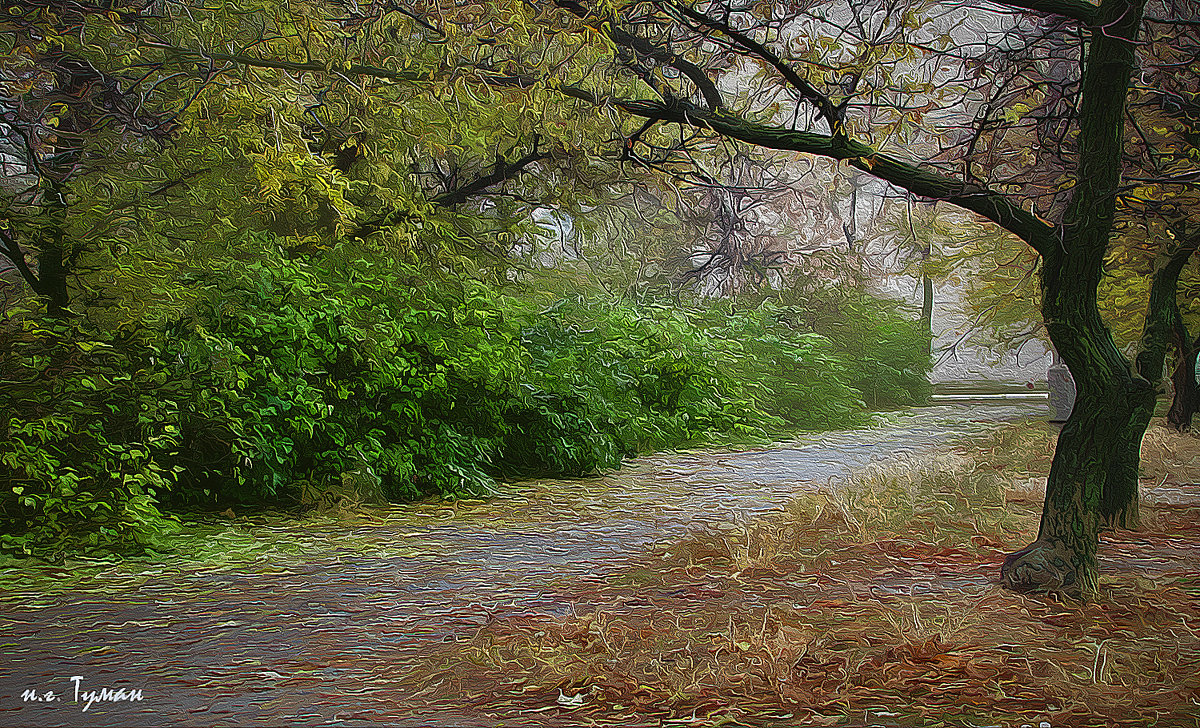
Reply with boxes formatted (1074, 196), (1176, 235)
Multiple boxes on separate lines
(515, 296), (770, 460)
(0, 315), (181, 557)
(823, 293), (934, 410)
(1, 236), (932, 557)
(701, 303), (864, 428)
(752, 287), (933, 410)
(156, 243), (525, 505)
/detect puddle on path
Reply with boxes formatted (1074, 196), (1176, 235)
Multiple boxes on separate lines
(0, 403), (1041, 726)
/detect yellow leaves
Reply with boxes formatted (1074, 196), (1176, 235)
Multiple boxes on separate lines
(76, 340), (112, 354)
(1001, 102), (1030, 125)
(43, 102), (69, 128)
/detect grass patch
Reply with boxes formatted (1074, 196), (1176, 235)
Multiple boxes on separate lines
(1141, 423), (1200, 484)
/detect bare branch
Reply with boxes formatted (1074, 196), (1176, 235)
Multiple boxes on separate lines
(657, 0), (839, 128)
(432, 144), (551, 206)
(616, 99), (1057, 254)
(553, 0), (725, 110)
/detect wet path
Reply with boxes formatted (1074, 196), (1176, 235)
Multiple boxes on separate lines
(0, 404), (1040, 726)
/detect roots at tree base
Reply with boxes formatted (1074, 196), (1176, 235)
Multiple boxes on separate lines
(997, 390), (1149, 599)
(1000, 539), (1089, 599)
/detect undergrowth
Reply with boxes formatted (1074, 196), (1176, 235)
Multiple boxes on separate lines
(0, 239), (931, 557)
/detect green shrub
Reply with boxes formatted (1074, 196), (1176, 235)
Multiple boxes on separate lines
(698, 302), (865, 430)
(157, 252), (523, 505)
(0, 315), (181, 557)
(759, 289), (933, 410)
(1, 240), (932, 557)
(513, 296), (773, 455)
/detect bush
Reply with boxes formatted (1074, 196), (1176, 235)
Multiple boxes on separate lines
(156, 252), (524, 505)
(1, 242), (932, 557)
(761, 289), (933, 410)
(513, 297), (773, 457)
(698, 301), (866, 430)
(0, 315), (181, 556)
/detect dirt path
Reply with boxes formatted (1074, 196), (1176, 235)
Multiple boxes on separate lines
(0, 404), (1042, 727)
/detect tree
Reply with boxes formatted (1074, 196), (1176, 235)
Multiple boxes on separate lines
(929, 1), (1200, 432)
(484, 0), (1183, 595)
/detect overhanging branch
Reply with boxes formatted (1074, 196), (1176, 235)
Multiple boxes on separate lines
(154, 44), (432, 83)
(0, 225), (45, 295)
(147, 41), (1056, 254)
(975, 0), (1100, 24)
(658, 0), (839, 128)
(553, 0), (725, 110)
(432, 143), (550, 206)
(617, 100), (1057, 254)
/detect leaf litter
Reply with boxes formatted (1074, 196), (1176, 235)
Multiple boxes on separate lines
(0, 405), (1197, 727)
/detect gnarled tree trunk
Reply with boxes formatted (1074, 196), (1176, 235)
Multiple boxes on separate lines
(1000, 0), (1149, 597)
(1002, 254), (1155, 595)
(1165, 237), (1199, 431)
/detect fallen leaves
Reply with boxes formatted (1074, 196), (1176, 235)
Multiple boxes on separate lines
(405, 421), (1200, 727)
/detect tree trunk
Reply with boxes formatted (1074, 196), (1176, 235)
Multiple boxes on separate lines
(1100, 392), (1153, 530)
(1004, 199), (1191, 591)
(1000, 0), (1148, 597)
(37, 180), (71, 317)
(1165, 242), (1199, 430)
(920, 267), (933, 347)
(1101, 239), (1199, 527)
(1001, 283), (1155, 595)
(1167, 332), (1199, 431)
(38, 239), (70, 317)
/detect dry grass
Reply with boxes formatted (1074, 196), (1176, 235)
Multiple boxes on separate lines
(1141, 423), (1200, 485)
(405, 418), (1200, 727)
(823, 451), (1028, 547)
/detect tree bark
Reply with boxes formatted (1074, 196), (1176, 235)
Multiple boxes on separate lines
(1167, 331), (1199, 431)
(1000, 0), (1148, 597)
(920, 247), (934, 348)
(1164, 238), (1200, 431)
(1096, 240), (1198, 528)
(1002, 283), (1155, 595)
(37, 181), (71, 317)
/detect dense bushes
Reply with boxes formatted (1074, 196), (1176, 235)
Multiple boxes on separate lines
(0, 318), (182, 555)
(0, 245), (931, 557)
(749, 288), (934, 410)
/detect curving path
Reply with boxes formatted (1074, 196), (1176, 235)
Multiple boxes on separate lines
(0, 403), (1041, 727)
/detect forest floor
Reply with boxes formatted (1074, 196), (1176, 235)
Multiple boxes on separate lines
(1, 405), (1198, 727)
(407, 420), (1200, 728)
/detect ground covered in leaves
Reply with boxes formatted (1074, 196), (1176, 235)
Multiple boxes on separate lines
(1, 406), (1198, 727)
(408, 422), (1200, 727)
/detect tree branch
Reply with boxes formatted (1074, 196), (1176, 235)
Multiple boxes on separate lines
(975, 0), (1100, 24)
(615, 100), (1057, 254)
(1136, 233), (1198, 383)
(657, 0), (839, 128)
(553, 0), (725, 110)
(152, 37), (1055, 254)
(148, 168), (212, 197)
(431, 144), (550, 206)
(354, 140), (550, 239)
(0, 225), (45, 295)
(154, 44), (431, 83)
